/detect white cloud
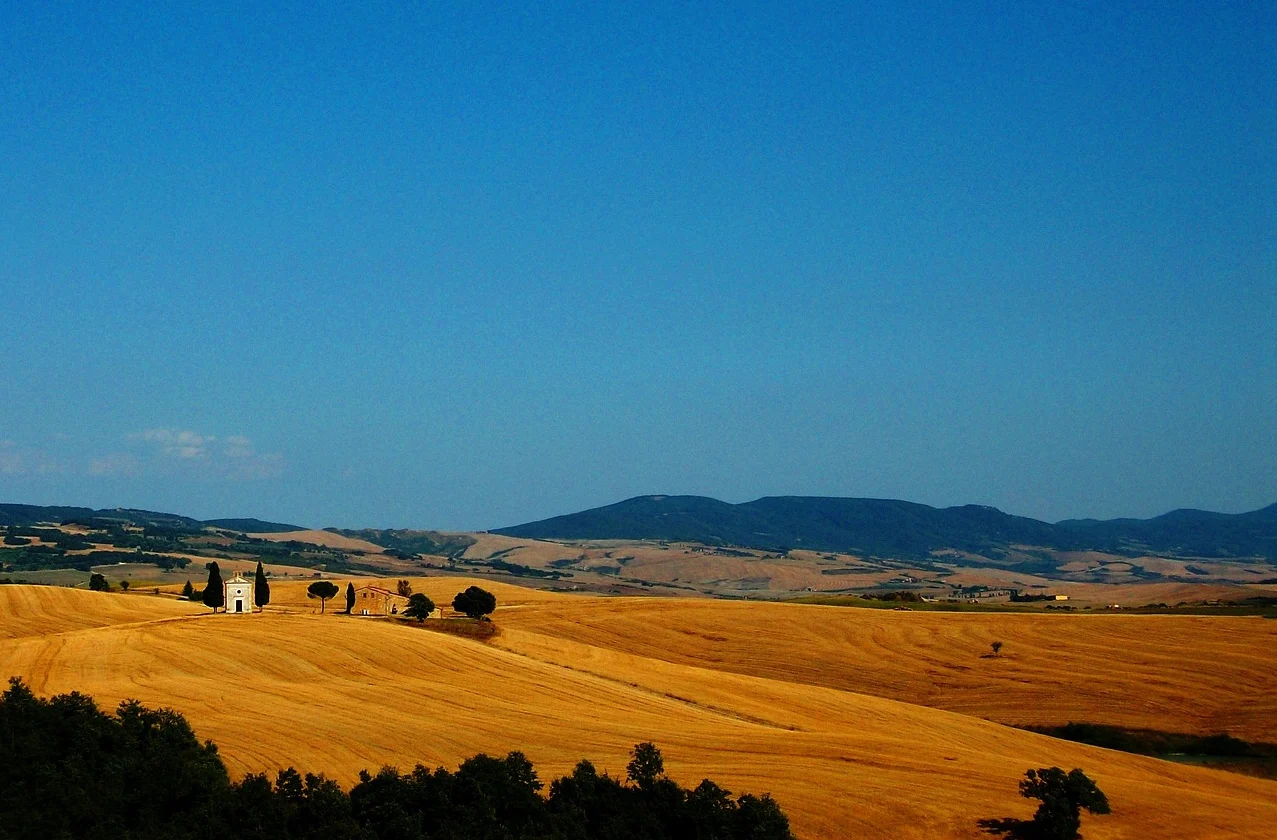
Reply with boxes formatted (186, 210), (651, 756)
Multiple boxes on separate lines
(223, 435), (255, 458)
(135, 428), (215, 459)
(127, 428), (283, 480)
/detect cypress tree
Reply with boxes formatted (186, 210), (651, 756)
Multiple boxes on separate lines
(254, 561), (270, 611)
(202, 562), (225, 612)
(181, 580), (194, 600)
(345, 582), (356, 614)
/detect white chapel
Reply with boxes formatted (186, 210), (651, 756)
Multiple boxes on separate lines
(224, 573), (255, 614)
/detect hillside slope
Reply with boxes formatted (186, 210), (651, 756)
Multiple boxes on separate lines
(0, 582), (1273, 839)
(495, 494), (1277, 560)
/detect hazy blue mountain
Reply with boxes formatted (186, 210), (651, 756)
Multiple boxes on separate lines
(0, 504), (201, 530)
(496, 495), (1277, 561)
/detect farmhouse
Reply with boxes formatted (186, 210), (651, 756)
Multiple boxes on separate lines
(353, 584), (408, 616)
(224, 573), (254, 614)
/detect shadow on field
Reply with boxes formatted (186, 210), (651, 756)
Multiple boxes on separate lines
(976, 816), (1035, 838)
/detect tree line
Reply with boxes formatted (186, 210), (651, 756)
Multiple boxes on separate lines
(0, 679), (794, 840)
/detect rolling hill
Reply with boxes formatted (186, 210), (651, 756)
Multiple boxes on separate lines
(495, 495), (1277, 561)
(0, 580), (1273, 839)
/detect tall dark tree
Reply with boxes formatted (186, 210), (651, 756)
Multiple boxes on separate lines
(452, 586), (497, 619)
(203, 562), (225, 612)
(345, 582), (356, 614)
(1020, 767), (1110, 840)
(254, 561), (270, 611)
(307, 580), (339, 613)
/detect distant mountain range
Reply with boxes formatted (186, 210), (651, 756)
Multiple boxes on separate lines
(0, 504), (304, 534)
(5, 496), (1276, 563)
(494, 495), (1277, 561)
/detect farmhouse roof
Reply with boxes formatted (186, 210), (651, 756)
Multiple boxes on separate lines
(356, 584), (406, 598)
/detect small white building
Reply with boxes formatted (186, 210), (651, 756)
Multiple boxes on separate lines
(224, 573), (255, 614)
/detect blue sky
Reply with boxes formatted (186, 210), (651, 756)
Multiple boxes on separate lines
(2, 1), (1274, 530)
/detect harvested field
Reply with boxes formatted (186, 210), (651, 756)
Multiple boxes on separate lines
(0, 581), (1273, 839)
(495, 596), (1277, 742)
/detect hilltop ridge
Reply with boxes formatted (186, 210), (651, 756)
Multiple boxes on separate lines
(495, 494), (1277, 561)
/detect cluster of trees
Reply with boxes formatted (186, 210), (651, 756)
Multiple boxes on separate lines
(0, 679), (793, 840)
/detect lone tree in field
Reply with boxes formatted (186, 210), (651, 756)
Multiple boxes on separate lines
(452, 585), (496, 620)
(254, 561), (270, 611)
(1019, 767), (1109, 840)
(202, 563), (224, 612)
(991, 640), (1003, 657)
(626, 742), (665, 791)
(396, 579), (412, 597)
(119, 580), (129, 591)
(88, 573), (110, 592)
(307, 580), (340, 613)
(345, 582), (356, 614)
(181, 579), (195, 600)
(403, 593), (435, 622)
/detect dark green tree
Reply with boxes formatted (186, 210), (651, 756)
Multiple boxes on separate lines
(119, 580), (130, 591)
(687, 778), (736, 838)
(452, 585), (497, 619)
(626, 742), (665, 791)
(345, 582), (356, 614)
(1019, 767), (1110, 840)
(181, 579), (195, 600)
(735, 793), (793, 839)
(403, 593), (435, 622)
(88, 573), (109, 592)
(307, 580), (340, 613)
(254, 561), (270, 611)
(396, 579), (412, 597)
(203, 562), (225, 612)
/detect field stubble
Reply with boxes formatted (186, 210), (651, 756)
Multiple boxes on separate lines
(0, 580), (1273, 839)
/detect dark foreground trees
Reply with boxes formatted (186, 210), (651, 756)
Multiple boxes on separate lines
(452, 585), (496, 619)
(1019, 767), (1110, 840)
(0, 679), (793, 840)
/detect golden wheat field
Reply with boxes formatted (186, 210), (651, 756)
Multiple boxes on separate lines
(1, 579), (1274, 839)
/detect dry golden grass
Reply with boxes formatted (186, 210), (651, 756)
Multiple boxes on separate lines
(0, 581), (1273, 839)
(495, 596), (1277, 742)
(0, 586), (202, 639)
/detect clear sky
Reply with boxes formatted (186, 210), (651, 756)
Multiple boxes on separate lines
(2, 2), (1274, 530)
